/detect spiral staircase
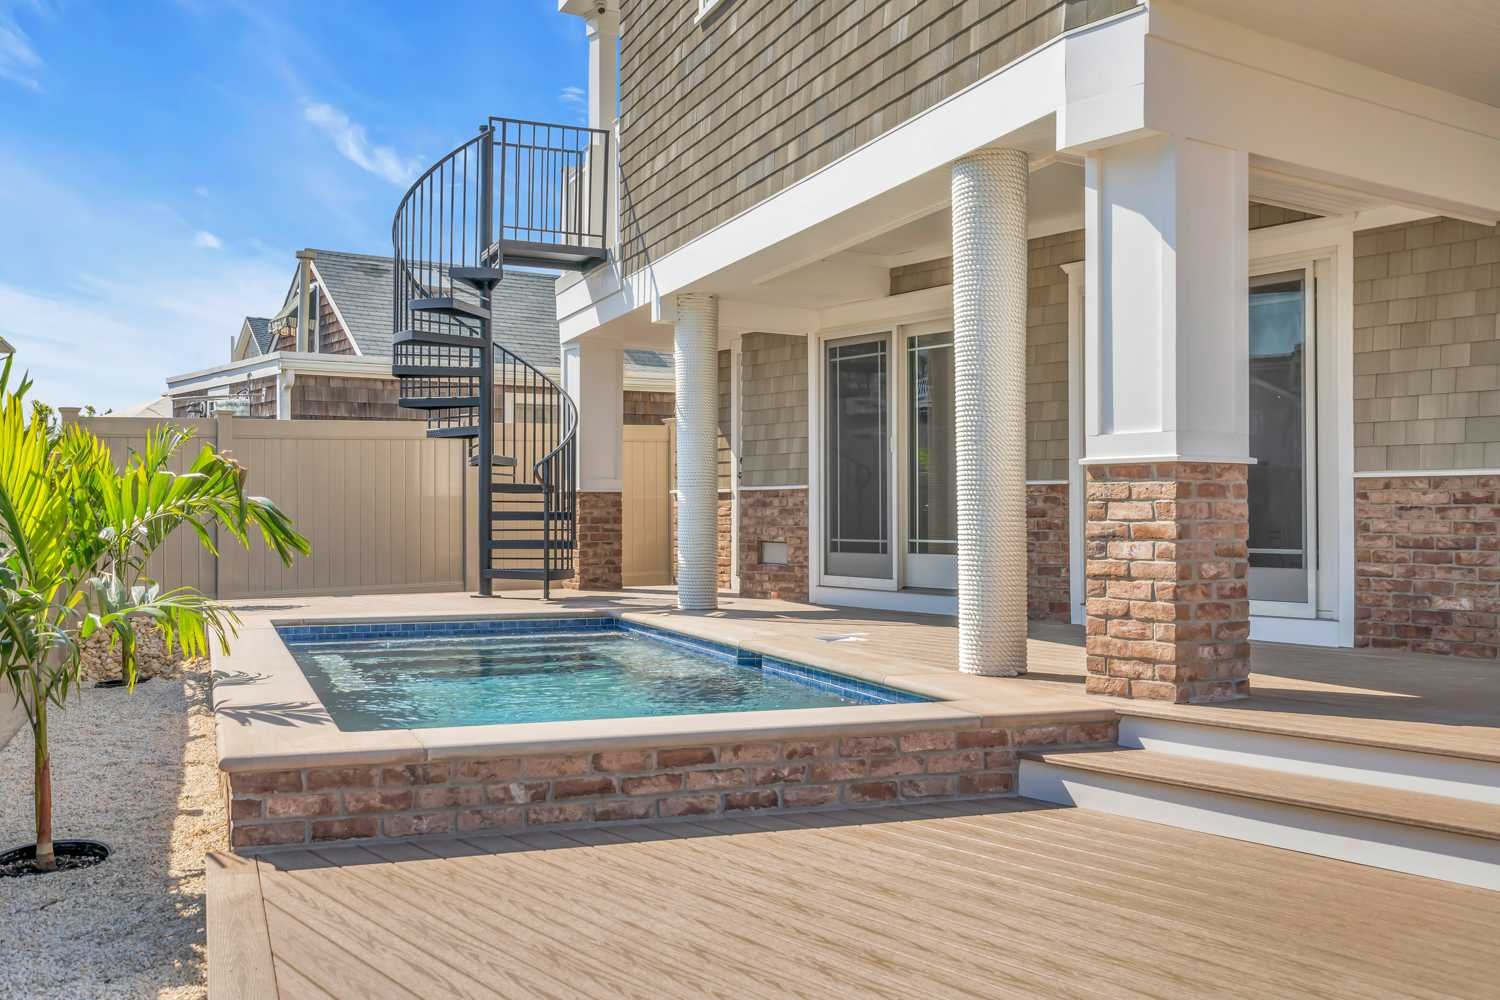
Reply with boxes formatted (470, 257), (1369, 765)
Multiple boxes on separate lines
(392, 118), (610, 597)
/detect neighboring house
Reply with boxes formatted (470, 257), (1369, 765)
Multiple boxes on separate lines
(166, 248), (674, 421)
(531, 0), (1500, 694)
(111, 396), (174, 418)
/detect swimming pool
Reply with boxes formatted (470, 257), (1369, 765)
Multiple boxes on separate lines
(278, 617), (927, 732)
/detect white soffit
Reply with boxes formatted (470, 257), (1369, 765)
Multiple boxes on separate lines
(1170, 0), (1500, 110)
(1248, 164), (1392, 218)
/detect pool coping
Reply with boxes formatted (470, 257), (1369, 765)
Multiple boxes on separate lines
(213, 607), (1115, 774)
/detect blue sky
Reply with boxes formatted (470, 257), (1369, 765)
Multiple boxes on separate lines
(0, 0), (588, 410)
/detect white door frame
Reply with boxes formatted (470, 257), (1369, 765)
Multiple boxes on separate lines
(897, 319), (959, 591)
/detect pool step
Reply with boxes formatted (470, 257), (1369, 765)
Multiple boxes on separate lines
(1019, 747), (1500, 890)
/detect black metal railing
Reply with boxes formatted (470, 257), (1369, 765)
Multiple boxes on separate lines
(490, 117), (610, 255)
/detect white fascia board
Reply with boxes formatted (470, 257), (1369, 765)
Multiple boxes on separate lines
(557, 8), (1150, 344)
(1141, 13), (1500, 219)
(167, 355), (286, 394)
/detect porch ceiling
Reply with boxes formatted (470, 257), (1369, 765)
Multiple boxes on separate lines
(1172, 0), (1500, 109)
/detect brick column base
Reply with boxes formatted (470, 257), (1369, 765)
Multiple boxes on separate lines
(1084, 462), (1251, 703)
(739, 487), (809, 601)
(566, 491), (623, 591)
(1027, 483), (1070, 622)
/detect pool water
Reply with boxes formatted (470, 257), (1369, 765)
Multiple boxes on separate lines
(281, 620), (924, 732)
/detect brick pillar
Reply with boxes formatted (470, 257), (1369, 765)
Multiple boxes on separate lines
(1084, 462), (1251, 703)
(568, 490), (622, 591)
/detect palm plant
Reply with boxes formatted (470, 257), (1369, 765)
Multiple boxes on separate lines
(0, 357), (308, 872)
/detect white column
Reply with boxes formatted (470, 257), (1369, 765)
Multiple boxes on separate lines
(1083, 135), (1249, 463)
(674, 293), (720, 611)
(562, 337), (624, 491)
(952, 148), (1029, 677)
(584, 9), (619, 132)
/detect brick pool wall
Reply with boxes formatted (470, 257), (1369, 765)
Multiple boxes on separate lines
(225, 719), (1118, 849)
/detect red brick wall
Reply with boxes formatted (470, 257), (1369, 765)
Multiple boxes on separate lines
(566, 491), (623, 591)
(1084, 462), (1251, 703)
(1027, 484), (1070, 622)
(225, 719), (1118, 849)
(738, 488), (809, 602)
(1355, 475), (1499, 659)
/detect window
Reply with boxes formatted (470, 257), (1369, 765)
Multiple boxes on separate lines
(696, 0), (728, 21)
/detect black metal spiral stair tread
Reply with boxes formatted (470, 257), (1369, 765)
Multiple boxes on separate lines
(394, 329), (485, 349)
(491, 509), (571, 521)
(392, 364), (482, 378)
(449, 265), (506, 286)
(397, 396), (482, 410)
(487, 538), (576, 550)
(481, 568), (574, 582)
(410, 296), (488, 320)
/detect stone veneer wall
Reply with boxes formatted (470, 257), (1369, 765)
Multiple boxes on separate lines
(738, 488), (809, 601)
(225, 719), (1118, 850)
(1354, 474), (1499, 658)
(1027, 484), (1070, 622)
(565, 491), (623, 591)
(1085, 463), (1251, 703)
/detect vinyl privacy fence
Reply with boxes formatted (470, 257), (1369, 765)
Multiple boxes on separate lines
(77, 415), (672, 598)
(82, 416), (467, 598)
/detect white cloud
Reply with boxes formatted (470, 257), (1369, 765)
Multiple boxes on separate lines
(302, 101), (421, 187)
(193, 230), (222, 249)
(0, 256), (286, 411)
(0, 7), (44, 92)
(559, 85), (585, 106)
(193, 185), (210, 199)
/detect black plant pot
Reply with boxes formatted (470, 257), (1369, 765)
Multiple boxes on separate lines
(94, 675), (153, 690)
(0, 839), (112, 878)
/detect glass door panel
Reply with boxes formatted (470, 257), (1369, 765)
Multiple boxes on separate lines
(825, 336), (891, 580)
(1248, 269), (1315, 611)
(906, 331), (957, 589)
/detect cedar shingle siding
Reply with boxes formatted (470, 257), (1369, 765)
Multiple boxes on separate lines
(1353, 217), (1500, 472)
(617, 0), (1135, 276)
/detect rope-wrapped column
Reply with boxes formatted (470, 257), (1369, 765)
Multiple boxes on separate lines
(952, 148), (1029, 676)
(674, 293), (720, 610)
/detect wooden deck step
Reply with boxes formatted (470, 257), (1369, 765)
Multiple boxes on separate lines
(1021, 749), (1500, 841)
(1115, 698), (1500, 765)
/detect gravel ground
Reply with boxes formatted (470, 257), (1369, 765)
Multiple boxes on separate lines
(0, 661), (222, 999)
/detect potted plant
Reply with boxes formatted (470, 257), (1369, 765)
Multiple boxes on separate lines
(0, 358), (309, 875)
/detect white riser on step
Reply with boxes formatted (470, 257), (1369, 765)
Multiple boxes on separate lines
(1119, 716), (1500, 806)
(1019, 759), (1500, 891)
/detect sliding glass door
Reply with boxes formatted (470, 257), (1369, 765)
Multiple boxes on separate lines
(824, 334), (892, 581)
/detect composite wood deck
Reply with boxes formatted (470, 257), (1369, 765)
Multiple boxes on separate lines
(209, 799), (1500, 999)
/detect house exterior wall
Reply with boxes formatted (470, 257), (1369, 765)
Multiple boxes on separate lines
(615, 0), (1134, 276)
(1348, 216), (1500, 659)
(739, 332), (808, 489)
(1352, 217), (1500, 474)
(291, 375), (426, 421)
(625, 390), (674, 425)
